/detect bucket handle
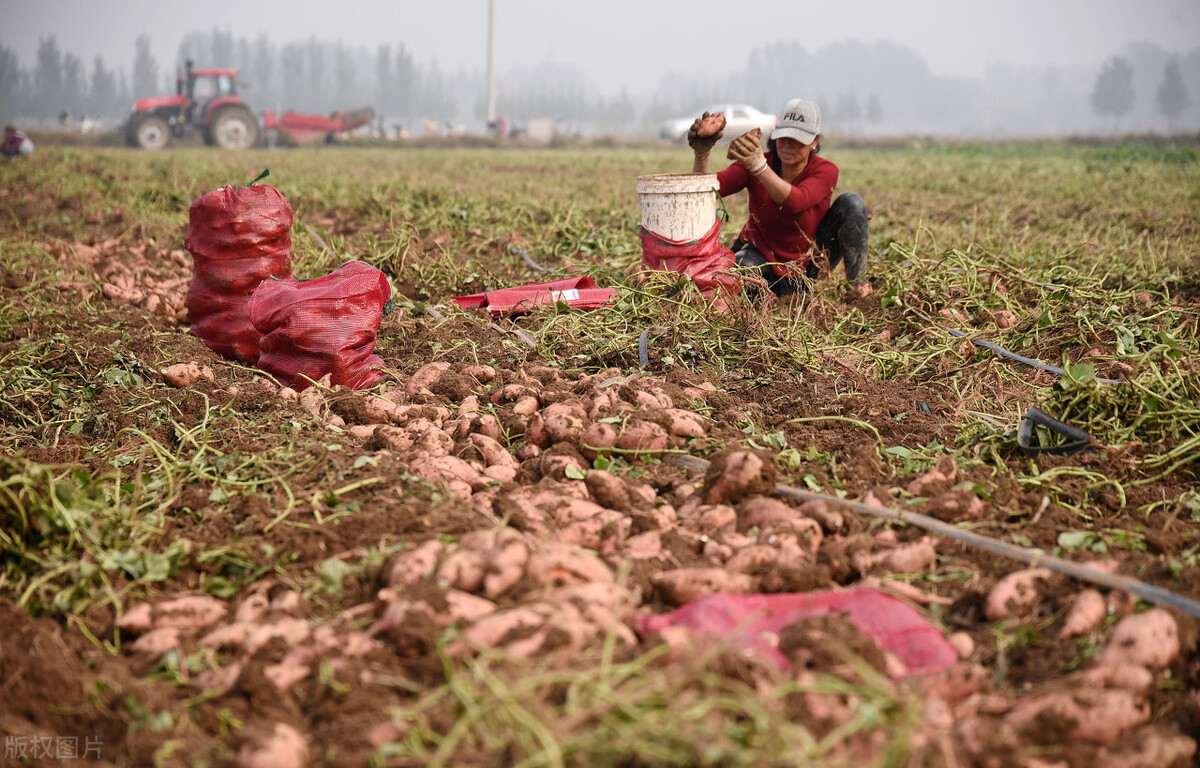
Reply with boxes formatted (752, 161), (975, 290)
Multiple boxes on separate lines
(712, 187), (729, 223)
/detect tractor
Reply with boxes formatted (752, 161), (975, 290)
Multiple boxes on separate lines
(125, 61), (260, 150)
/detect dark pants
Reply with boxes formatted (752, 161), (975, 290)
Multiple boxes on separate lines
(734, 191), (869, 297)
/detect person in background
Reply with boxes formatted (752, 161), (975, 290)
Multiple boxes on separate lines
(2, 125), (34, 158)
(689, 98), (870, 298)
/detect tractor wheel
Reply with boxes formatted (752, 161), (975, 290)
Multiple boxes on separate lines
(210, 107), (260, 150)
(132, 116), (170, 151)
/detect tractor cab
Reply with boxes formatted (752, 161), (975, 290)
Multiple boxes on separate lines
(180, 62), (240, 126)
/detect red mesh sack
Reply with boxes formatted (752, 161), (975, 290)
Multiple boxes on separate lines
(640, 219), (740, 308)
(248, 261), (392, 391)
(185, 179), (293, 363)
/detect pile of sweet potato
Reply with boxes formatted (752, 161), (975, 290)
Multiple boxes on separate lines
(113, 358), (1197, 764)
(52, 237), (192, 322)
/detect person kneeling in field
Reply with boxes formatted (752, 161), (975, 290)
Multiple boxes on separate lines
(689, 98), (868, 298)
(2, 125), (34, 159)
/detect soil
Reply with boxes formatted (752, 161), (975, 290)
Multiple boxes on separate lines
(3, 197), (1199, 766)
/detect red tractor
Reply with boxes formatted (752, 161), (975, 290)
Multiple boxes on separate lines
(125, 61), (260, 150)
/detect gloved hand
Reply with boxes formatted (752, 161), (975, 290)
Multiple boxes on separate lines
(726, 128), (767, 175)
(687, 111), (724, 155)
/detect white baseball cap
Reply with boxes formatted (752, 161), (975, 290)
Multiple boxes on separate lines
(771, 98), (821, 144)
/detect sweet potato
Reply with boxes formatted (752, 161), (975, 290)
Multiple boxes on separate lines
(160, 362), (215, 388)
(543, 402), (589, 444)
(483, 529), (530, 598)
(702, 449), (776, 505)
(985, 568), (1052, 621)
(201, 622), (256, 651)
(1098, 609), (1180, 670)
(437, 549), (487, 592)
(906, 469), (951, 497)
(129, 626), (182, 655)
(264, 660), (311, 692)
(882, 539), (938, 574)
(512, 395), (540, 417)
(1007, 688), (1149, 745)
(1076, 663), (1154, 694)
(483, 464), (517, 484)
(1060, 589), (1107, 639)
(237, 722), (308, 768)
(625, 530), (663, 560)
(405, 362), (451, 395)
(243, 618), (312, 656)
(725, 544), (779, 574)
(388, 539), (446, 587)
(585, 469), (638, 512)
(407, 455), (482, 497)
(651, 567), (755, 606)
(470, 433), (518, 470)
(455, 606), (546, 652)
(695, 111), (726, 138)
(616, 419), (669, 456)
(580, 422), (619, 460)
(459, 364), (497, 383)
(660, 408), (708, 438)
(947, 631), (975, 660)
(549, 497), (610, 526)
(690, 504), (738, 535)
(738, 496), (795, 532)
(526, 543), (613, 588)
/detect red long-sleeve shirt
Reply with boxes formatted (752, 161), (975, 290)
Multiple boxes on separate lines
(717, 152), (838, 276)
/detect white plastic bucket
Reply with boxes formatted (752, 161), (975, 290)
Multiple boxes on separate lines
(636, 173), (719, 241)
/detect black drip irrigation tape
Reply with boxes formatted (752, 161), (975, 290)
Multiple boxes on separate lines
(667, 454), (1200, 619)
(906, 305), (1121, 385)
(510, 245), (554, 274)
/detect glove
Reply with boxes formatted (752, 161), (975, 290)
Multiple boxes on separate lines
(726, 128), (767, 175)
(687, 111), (724, 155)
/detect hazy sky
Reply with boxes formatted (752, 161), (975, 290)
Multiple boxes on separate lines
(6, 0), (1200, 93)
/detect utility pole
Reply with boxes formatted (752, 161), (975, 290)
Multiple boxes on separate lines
(486, 0), (496, 125)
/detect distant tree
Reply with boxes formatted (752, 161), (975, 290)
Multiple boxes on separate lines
(33, 36), (65, 120)
(87, 55), (119, 120)
(395, 44), (417, 120)
(254, 34), (275, 104)
(835, 91), (862, 133)
(866, 93), (884, 128)
(1090, 56), (1134, 130)
(62, 52), (85, 120)
(335, 42), (357, 108)
(374, 44), (393, 115)
(0, 45), (24, 123)
(132, 34), (160, 99)
(1156, 58), (1190, 133)
(211, 27), (235, 67)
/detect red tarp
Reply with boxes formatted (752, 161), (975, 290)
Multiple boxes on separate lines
(451, 276), (616, 318)
(636, 588), (960, 677)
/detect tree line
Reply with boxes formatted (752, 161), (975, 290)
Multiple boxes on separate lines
(0, 30), (1195, 137)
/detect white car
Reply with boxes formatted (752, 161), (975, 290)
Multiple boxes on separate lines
(657, 103), (778, 142)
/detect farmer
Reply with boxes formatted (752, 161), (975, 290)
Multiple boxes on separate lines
(2, 125), (34, 159)
(689, 98), (869, 297)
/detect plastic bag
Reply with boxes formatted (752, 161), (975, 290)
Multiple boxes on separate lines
(185, 180), (293, 363)
(636, 588), (959, 677)
(640, 219), (740, 308)
(249, 261), (391, 391)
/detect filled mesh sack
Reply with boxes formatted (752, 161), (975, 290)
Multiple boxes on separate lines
(248, 260), (392, 391)
(640, 218), (740, 309)
(185, 178), (293, 363)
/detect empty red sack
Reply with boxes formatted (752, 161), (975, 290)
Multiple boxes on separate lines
(249, 261), (391, 391)
(636, 588), (959, 677)
(185, 182), (293, 363)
